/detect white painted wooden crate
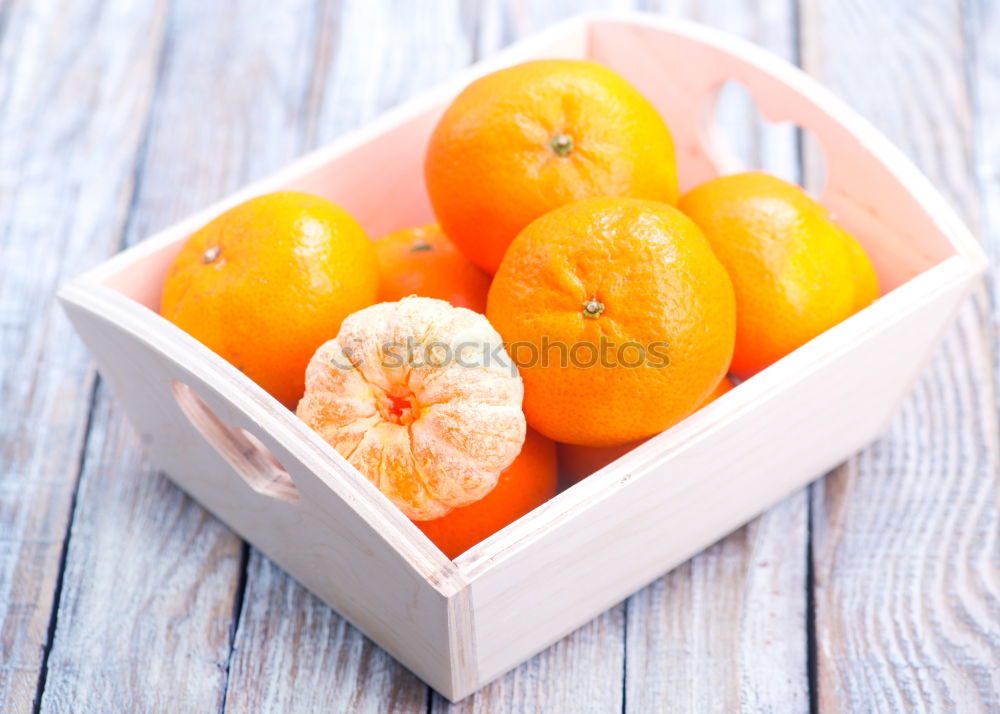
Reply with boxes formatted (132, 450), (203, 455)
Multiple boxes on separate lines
(57, 13), (986, 702)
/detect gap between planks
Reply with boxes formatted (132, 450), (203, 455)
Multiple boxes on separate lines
(801, 0), (1000, 710)
(0, 1), (171, 712)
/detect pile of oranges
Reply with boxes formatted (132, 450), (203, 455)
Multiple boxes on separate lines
(160, 59), (878, 559)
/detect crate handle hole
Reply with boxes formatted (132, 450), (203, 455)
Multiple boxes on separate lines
(702, 79), (828, 196)
(172, 381), (300, 503)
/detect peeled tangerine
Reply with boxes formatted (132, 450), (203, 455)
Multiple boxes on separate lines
(297, 296), (526, 520)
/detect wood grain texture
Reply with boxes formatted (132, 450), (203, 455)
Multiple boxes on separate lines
(625, 504), (808, 713)
(222, 2), (474, 712)
(433, 608), (625, 714)
(0, 1), (169, 711)
(801, 0), (1000, 711)
(37, 388), (243, 712)
(621, 2), (809, 712)
(432, 5), (632, 711)
(969, 0), (1000, 411)
(222, 550), (427, 713)
(36, 0), (337, 711)
(61, 13), (984, 706)
(4, 1), (998, 711)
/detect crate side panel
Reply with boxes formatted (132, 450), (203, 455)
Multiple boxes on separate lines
(466, 272), (973, 685)
(587, 18), (961, 292)
(60, 293), (458, 696)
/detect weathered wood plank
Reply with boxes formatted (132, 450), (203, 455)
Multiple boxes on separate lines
(621, 2), (810, 712)
(35, 0), (343, 711)
(801, 0), (1000, 711)
(472, 0), (635, 54)
(0, 1), (169, 711)
(226, 4), (632, 710)
(221, 551), (426, 713)
(305, 0), (480, 146)
(969, 0), (1000, 400)
(970, 34), (1000, 687)
(437, 608), (625, 714)
(424, 4), (632, 711)
(36, 388), (244, 712)
(625, 502), (808, 713)
(429, 2), (811, 711)
(118, 0), (323, 242)
(221, 2), (475, 712)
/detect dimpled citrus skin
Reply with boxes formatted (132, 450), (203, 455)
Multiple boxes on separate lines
(679, 172), (879, 378)
(425, 59), (679, 274)
(557, 376), (735, 486)
(374, 223), (491, 313)
(160, 192), (378, 408)
(415, 428), (557, 559)
(839, 225), (881, 311)
(487, 197), (736, 447)
(296, 297), (526, 521)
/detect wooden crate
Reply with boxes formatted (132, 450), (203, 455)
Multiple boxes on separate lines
(57, 13), (986, 702)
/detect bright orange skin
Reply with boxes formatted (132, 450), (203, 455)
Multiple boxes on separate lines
(839, 225), (881, 311)
(374, 223), (491, 313)
(487, 197), (737, 447)
(558, 376), (735, 486)
(679, 172), (879, 378)
(160, 192), (378, 408)
(425, 59), (679, 274)
(414, 428), (557, 559)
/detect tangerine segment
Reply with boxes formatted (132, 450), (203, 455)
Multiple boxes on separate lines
(297, 297), (526, 521)
(415, 428), (557, 559)
(679, 172), (879, 377)
(160, 191), (378, 408)
(487, 197), (736, 447)
(425, 59), (679, 274)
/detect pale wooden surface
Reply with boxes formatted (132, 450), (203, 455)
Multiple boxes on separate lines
(2, 1), (998, 713)
(57, 14), (981, 702)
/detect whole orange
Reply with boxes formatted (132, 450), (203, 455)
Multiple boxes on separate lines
(374, 223), (491, 312)
(699, 372), (736, 407)
(487, 197), (736, 447)
(160, 192), (378, 408)
(679, 172), (879, 378)
(839, 225), (881, 311)
(425, 59), (679, 274)
(557, 376), (735, 486)
(415, 428), (557, 559)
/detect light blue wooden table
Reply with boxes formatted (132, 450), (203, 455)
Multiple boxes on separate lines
(2, 0), (998, 711)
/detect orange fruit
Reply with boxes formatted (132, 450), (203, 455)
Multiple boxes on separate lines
(487, 197), (736, 447)
(839, 226), (881, 311)
(558, 376), (735, 486)
(415, 428), (557, 559)
(160, 192), (378, 408)
(679, 172), (879, 378)
(425, 59), (679, 274)
(700, 372), (736, 407)
(374, 223), (491, 312)
(297, 297), (526, 521)
(558, 439), (634, 488)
